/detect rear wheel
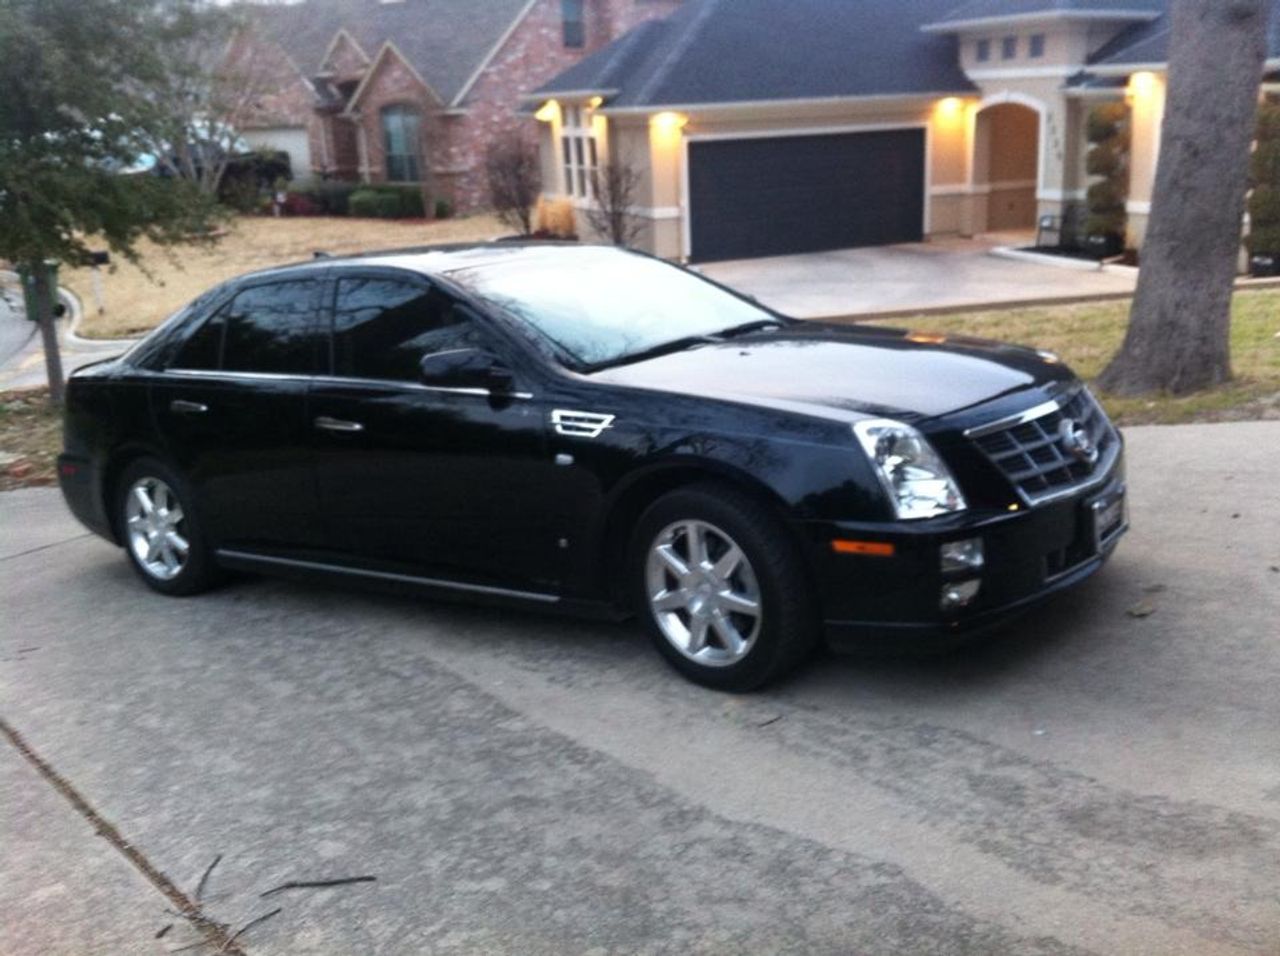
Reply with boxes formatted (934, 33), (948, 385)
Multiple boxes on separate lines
(116, 458), (218, 596)
(632, 484), (819, 691)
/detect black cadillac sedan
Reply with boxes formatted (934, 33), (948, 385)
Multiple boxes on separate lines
(59, 244), (1127, 690)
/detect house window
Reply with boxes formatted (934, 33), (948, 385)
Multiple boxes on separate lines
(1002, 36), (1018, 60)
(560, 105), (599, 199)
(381, 105), (422, 182)
(562, 0), (585, 48)
(976, 39), (991, 62)
(1029, 34), (1046, 58)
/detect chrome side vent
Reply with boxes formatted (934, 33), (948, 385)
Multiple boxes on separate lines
(552, 409), (615, 439)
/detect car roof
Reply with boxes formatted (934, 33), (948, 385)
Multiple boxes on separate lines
(240, 241), (607, 285)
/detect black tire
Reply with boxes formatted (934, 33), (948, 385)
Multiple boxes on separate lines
(115, 457), (219, 596)
(631, 482), (820, 691)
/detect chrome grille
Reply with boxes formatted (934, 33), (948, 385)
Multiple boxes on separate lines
(969, 389), (1117, 504)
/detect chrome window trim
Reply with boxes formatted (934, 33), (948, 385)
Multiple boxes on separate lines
(162, 368), (533, 400)
(216, 550), (559, 604)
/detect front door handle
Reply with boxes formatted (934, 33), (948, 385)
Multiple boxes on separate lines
(314, 416), (365, 433)
(170, 400), (208, 415)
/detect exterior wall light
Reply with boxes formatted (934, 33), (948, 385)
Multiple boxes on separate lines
(534, 100), (560, 123)
(650, 111), (689, 132)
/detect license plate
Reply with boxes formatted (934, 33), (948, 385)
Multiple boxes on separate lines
(1090, 490), (1126, 552)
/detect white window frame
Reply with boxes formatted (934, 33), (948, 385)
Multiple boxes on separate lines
(560, 105), (599, 199)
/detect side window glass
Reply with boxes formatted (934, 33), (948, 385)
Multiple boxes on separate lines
(222, 280), (321, 375)
(333, 277), (485, 382)
(171, 309), (225, 371)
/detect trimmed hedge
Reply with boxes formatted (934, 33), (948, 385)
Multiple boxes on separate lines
(1248, 102), (1280, 258)
(348, 185), (426, 219)
(1084, 102), (1130, 245)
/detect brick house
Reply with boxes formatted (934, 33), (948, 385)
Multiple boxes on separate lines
(237, 0), (682, 212)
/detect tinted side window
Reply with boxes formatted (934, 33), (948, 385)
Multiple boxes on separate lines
(171, 310), (225, 370)
(332, 278), (483, 381)
(222, 280), (321, 375)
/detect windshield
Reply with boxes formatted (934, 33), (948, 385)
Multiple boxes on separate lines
(444, 246), (778, 369)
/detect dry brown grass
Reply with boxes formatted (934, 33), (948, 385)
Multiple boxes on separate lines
(65, 214), (507, 339)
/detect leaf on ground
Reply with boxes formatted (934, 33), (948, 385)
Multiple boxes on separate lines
(1126, 600), (1157, 619)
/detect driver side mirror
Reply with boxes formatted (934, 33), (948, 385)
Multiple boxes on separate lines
(418, 347), (515, 393)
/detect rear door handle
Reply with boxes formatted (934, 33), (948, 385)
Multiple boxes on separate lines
(170, 400), (208, 415)
(314, 416), (364, 433)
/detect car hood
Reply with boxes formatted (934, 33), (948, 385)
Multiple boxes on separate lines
(588, 323), (1075, 425)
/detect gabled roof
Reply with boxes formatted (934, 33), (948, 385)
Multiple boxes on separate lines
(923, 0), (1164, 32)
(535, 0), (976, 110)
(1086, 2), (1280, 70)
(245, 0), (532, 107)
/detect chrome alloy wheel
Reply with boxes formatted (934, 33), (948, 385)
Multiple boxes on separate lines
(645, 519), (762, 667)
(124, 477), (189, 581)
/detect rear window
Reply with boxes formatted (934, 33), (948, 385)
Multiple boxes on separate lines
(222, 280), (322, 375)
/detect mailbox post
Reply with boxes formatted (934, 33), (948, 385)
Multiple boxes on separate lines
(89, 250), (110, 315)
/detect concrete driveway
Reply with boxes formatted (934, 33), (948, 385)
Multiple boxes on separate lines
(2, 422), (1279, 955)
(699, 236), (1137, 319)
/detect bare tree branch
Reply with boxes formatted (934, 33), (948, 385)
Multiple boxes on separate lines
(584, 160), (646, 248)
(485, 131), (541, 235)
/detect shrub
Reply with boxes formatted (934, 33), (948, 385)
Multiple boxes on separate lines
(282, 192), (320, 216)
(1084, 102), (1130, 249)
(486, 132), (541, 235)
(305, 183), (358, 216)
(1248, 103), (1280, 258)
(1086, 102), (1128, 143)
(1085, 140), (1125, 177)
(535, 196), (576, 238)
(434, 198), (453, 220)
(348, 185), (426, 219)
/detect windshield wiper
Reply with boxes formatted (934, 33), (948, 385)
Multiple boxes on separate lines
(716, 319), (787, 339)
(586, 334), (723, 371)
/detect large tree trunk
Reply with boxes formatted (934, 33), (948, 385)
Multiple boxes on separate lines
(30, 262), (66, 405)
(1098, 0), (1273, 396)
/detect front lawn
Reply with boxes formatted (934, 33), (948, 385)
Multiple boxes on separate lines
(872, 289), (1280, 425)
(63, 213), (506, 340)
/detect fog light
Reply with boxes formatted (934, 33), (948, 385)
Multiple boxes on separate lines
(940, 579), (981, 611)
(941, 538), (984, 574)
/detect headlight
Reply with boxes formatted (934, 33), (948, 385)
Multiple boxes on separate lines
(853, 419), (967, 520)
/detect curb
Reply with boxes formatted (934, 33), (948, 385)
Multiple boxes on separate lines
(0, 270), (141, 348)
(989, 245), (1105, 272)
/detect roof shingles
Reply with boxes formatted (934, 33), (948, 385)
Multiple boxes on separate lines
(537, 0), (976, 108)
(246, 0), (531, 106)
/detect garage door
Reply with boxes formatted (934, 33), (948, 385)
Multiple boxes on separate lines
(687, 129), (926, 263)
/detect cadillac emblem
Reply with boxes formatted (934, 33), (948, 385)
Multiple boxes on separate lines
(1059, 419), (1099, 465)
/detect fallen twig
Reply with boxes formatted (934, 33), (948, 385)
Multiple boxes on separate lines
(219, 907), (282, 953)
(195, 854), (222, 902)
(260, 875), (377, 897)
(168, 938), (214, 953)
(155, 924), (173, 939)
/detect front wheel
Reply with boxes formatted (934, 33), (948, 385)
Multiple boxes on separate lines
(632, 484), (819, 691)
(116, 458), (218, 596)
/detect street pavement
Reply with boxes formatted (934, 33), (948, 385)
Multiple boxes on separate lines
(1, 422), (1278, 955)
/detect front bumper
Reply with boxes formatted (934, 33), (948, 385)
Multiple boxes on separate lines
(804, 455), (1128, 653)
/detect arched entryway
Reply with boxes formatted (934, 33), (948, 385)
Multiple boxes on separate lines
(972, 101), (1041, 232)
